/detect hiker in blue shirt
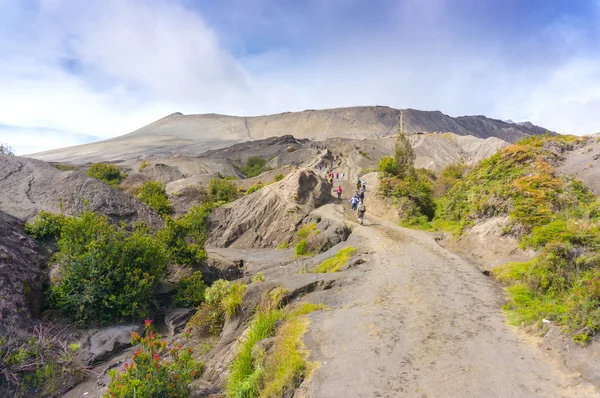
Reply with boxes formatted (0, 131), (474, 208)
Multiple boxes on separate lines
(350, 195), (359, 211)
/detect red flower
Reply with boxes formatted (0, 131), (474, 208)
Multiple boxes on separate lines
(191, 370), (197, 376)
(144, 319), (153, 328)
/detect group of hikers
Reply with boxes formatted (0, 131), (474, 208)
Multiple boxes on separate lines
(334, 177), (367, 225)
(327, 171), (344, 184)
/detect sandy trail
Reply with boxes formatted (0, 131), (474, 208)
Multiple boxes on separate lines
(301, 202), (597, 398)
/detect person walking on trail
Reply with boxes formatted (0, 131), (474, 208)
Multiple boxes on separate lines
(336, 185), (342, 200)
(336, 172), (339, 179)
(357, 201), (366, 225)
(359, 189), (365, 203)
(341, 172), (344, 179)
(350, 195), (359, 211)
(362, 180), (367, 190)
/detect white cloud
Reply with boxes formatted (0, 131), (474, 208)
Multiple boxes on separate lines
(0, 0), (599, 156)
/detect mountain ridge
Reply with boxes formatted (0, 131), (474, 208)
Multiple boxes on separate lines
(29, 106), (553, 164)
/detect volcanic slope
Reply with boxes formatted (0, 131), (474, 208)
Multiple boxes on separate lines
(30, 106), (550, 164)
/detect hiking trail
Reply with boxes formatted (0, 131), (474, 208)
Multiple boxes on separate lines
(297, 201), (597, 397)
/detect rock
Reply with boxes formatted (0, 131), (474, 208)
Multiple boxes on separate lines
(164, 308), (196, 337)
(86, 325), (141, 365)
(251, 337), (276, 366)
(207, 169), (331, 249)
(190, 379), (218, 397)
(0, 154), (164, 228)
(0, 210), (45, 325)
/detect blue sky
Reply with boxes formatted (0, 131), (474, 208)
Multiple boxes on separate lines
(0, 0), (599, 154)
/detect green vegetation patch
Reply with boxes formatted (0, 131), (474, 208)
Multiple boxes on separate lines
(138, 160), (150, 171)
(208, 178), (238, 202)
(247, 183), (265, 195)
(226, 294), (325, 398)
(86, 163), (126, 185)
(51, 163), (79, 171)
(137, 181), (172, 216)
(49, 212), (168, 325)
(24, 211), (65, 241)
(434, 135), (600, 341)
(172, 271), (207, 308)
(106, 321), (202, 397)
(274, 174), (285, 182)
(187, 280), (248, 338)
(314, 246), (356, 273)
(240, 157), (271, 178)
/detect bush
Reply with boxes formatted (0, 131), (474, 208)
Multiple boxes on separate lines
(208, 178), (238, 202)
(378, 156), (397, 177)
(240, 157), (270, 178)
(50, 212), (168, 325)
(297, 222), (317, 239)
(24, 211), (65, 241)
(378, 169), (435, 225)
(274, 174), (285, 182)
(173, 271), (207, 308)
(295, 240), (309, 256)
(223, 282), (246, 319)
(246, 183), (264, 195)
(138, 160), (150, 171)
(157, 204), (213, 266)
(137, 181), (172, 216)
(187, 280), (248, 337)
(51, 163), (79, 171)
(86, 163), (126, 185)
(106, 321), (201, 397)
(252, 272), (266, 283)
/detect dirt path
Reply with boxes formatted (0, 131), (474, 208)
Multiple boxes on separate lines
(301, 203), (597, 397)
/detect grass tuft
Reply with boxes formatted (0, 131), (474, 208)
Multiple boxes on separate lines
(314, 247), (356, 273)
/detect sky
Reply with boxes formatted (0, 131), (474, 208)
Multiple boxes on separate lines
(1, 0), (599, 155)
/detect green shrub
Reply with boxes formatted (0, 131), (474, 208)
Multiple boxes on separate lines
(359, 150), (371, 159)
(315, 246), (356, 273)
(138, 160), (150, 171)
(51, 163), (79, 171)
(295, 240), (309, 256)
(157, 204), (213, 266)
(50, 212), (168, 325)
(274, 174), (285, 182)
(223, 282), (246, 319)
(297, 222), (317, 239)
(105, 321), (201, 397)
(173, 271), (207, 308)
(187, 280), (248, 337)
(208, 178), (238, 202)
(378, 169), (435, 225)
(378, 156), (397, 177)
(86, 163), (125, 185)
(252, 272), (266, 283)
(24, 211), (65, 241)
(276, 241), (289, 250)
(246, 183), (264, 195)
(137, 181), (172, 216)
(240, 157), (270, 178)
